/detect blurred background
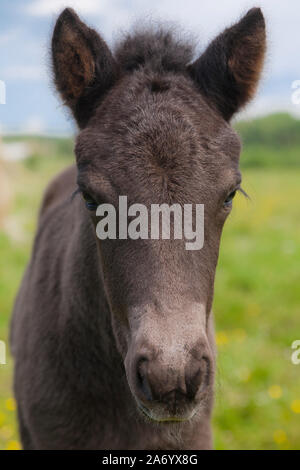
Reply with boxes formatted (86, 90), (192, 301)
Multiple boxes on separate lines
(0, 0), (299, 450)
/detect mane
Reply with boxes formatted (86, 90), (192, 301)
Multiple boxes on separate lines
(114, 24), (195, 74)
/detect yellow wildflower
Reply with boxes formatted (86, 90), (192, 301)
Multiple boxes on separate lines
(273, 430), (287, 445)
(291, 399), (300, 414)
(215, 331), (229, 347)
(5, 397), (16, 412)
(6, 440), (21, 451)
(268, 385), (282, 399)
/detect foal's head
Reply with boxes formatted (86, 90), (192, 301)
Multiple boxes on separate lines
(52, 8), (266, 423)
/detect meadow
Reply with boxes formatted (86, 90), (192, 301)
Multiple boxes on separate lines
(0, 114), (299, 449)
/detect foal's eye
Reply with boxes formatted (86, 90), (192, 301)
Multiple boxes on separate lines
(224, 190), (237, 207)
(82, 192), (98, 211)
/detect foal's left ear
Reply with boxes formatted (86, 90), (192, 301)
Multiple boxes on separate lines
(188, 8), (266, 121)
(52, 8), (117, 128)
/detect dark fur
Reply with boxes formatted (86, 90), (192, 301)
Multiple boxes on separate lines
(114, 25), (194, 73)
(11, 8), (266, 449)
(189, 8), (266, 120)
(52, 8), (118, 128)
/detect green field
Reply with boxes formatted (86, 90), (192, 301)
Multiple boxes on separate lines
(0, 115), (299, 449)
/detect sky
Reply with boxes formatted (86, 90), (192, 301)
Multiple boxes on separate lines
(0, 0), (300, 135)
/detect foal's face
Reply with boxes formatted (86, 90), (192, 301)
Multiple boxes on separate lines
(75, 75), (241, 420)
(52, 7), (266, 422)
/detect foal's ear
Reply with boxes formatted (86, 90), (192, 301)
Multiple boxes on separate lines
(52, 8), (117, 128)
(188, 8), (266, 121)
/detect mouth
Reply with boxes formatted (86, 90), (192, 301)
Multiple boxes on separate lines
(137, 402), (195, 424)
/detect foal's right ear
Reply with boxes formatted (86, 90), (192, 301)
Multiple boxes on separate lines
(52, 8), (117, 128)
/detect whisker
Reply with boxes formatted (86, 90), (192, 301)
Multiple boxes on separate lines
(238, 186), (250, 200)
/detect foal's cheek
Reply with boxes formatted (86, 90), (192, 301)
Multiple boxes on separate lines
(110, 313), (131, 359)
(206, 213), (229, 253)
(88, 224), (131, 357)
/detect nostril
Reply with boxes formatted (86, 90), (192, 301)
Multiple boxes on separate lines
(186, 367), (202, 399)
(186, 356), (210, 399)
(136, 358), (153, 402)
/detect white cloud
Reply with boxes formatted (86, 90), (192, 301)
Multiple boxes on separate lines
(25, 0), (300, 74)
(26, 0), (109, 16)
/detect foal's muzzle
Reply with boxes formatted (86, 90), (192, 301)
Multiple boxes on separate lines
(124, 302), (213, 422)
(128, 347), (212, 422)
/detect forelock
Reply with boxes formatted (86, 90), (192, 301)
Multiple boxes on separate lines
(114, 23), (195, 74)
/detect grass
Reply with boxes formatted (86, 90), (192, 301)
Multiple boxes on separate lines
(235, 113), (300, 168)
(0, 142), (299, 449)
(213, 169), (300, 449)
(0, 145), (71, 451)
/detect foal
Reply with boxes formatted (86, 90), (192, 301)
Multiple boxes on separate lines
(11, 7), (266, 449)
